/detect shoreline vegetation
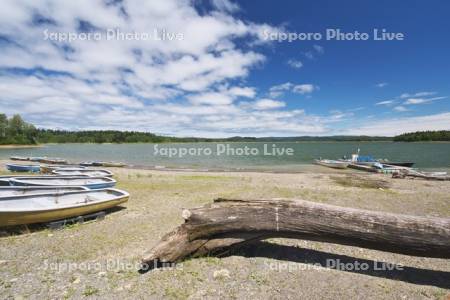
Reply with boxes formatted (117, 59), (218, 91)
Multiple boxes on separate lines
(1, 113), (449, 146)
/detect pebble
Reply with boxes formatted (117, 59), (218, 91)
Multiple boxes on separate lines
(98, 271), (107, 277)
(213, 269), (230, 279)
(72, 277), (81, 284)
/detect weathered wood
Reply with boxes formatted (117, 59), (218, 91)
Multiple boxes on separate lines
(395, 169), (450, 181)
(142, 198), (450, 264)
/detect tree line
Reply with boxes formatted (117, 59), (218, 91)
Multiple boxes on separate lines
(0, 113), (449, 144)
(0, 114), (38, 144)
(393, 130), (450, 142)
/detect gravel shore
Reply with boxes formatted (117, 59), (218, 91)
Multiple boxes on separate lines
(0, 162), (449, 299)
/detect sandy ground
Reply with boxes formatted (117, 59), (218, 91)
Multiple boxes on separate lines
(0, 161), (449, 299)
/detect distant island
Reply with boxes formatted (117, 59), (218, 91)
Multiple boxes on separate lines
(1, 113), (449, 145)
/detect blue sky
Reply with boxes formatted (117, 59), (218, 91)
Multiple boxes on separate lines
(0, 0), (449, 137)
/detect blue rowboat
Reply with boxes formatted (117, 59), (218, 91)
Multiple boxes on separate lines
(9, 176), (116, 189)
(6, 164), (40, 173)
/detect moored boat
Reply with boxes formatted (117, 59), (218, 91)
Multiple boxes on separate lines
(314, 159), (349, 169)
(99, 162), (126, 167)
(0, 188), (129, 226)
(376, 160), (414, 168)
(6, 163), (40, 173)
(39, 158), (68, 164)
(40, 164), (86, 174)
(28, 157), (47, 162)
(0, 186), (88, 197)
(52, 169), (114, 177)
(10, 156), (29, 161)
(79, 161), (98, 167)
(9, 176), (116, 189)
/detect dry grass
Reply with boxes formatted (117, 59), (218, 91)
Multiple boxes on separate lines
(330, 175), (391, 189)
(0, 163), (449, 299)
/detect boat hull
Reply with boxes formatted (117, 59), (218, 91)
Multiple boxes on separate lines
(10, 156), (29, 161)
(380, 162), (414, 168)
(6, 164), (40, 172)
(52, 169), (114, 177)
(314, 159), (349, 169)
(0, 194), (128, 226)
(9, 176), (116, 189)
(40, 164), (86, 174)
(0, 186), (88, 197)
(11, 180), (116, 189)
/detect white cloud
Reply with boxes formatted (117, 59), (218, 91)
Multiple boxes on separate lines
(228, 86), (256, 98)
(304, 52), (314, 60)
(210, 0), (240, 12)
(400, 91), (436, 99)
(375, 82), (388, 88)
(313, 45), (324, 54)
(253, 99), (286, 110)
(375, 100), (396, 106)
(343, 112), (450, 136)
(188, 92), (234, 105)
(404, 96), (446, 105)
(293, 84), (315, 94)
(268, 82), (293, 98)
(393, 106), (408, 112)
(268, 82), (316, 98)
(287, 59), (303, 69)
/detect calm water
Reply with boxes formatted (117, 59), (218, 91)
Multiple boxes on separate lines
(1, 142), (449, 171)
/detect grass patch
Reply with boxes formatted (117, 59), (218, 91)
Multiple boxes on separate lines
(82, 285), (99, 297)
(179, 175), (234, 181)
(330, 175), (390, 189)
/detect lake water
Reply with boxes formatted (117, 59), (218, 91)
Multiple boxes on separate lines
(1, 142), (449, 172)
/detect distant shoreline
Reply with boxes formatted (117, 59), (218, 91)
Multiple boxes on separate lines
(0, 144), (43, 149)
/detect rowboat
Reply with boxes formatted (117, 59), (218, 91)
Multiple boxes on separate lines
(0, 188), (129, 226)
(6, 163), (40, 173)
(99, 162), (126, 167)
(10, 156), (29, 161)
(80, 161), (126, 167)
(10, 176), (116, 189)
(314, 159), (349, 169)
(52, 169), (114, 177)
(29, 157), (46, 162)
(0, 186), (88, 197)
(376, 160), (414, 168)
(79, 161), (98, 167)
(39, 158), (68, 164)
(40, 164), (86, 174)
(0, 174), (90, 186)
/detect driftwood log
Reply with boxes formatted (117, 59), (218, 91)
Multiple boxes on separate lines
(393, 169), (450, 181)
(142, 198), (450, 264)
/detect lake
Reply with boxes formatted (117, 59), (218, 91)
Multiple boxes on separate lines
(1, 142), (449, 171)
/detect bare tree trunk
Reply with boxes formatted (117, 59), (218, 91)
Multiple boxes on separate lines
(142, 198), (450, 264)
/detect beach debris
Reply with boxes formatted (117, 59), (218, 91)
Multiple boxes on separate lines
(142, 198), (450, 266)
(393, 169), (450, 181)
(213, 269), (230, 280)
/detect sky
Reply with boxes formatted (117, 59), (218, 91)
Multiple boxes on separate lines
(0, 0), (449, 137)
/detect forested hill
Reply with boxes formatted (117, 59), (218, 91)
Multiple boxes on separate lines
(0, 113), (448, 144)
(393, 130), (450, 142)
